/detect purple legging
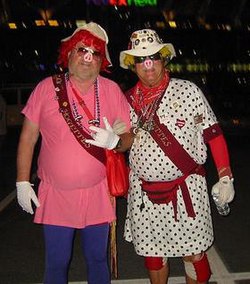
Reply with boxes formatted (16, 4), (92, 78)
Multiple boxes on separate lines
(43, 223), (110, 284)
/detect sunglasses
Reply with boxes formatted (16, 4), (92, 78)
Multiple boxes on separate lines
(74, 46), (102, 59)
(134, 53), (161, 64)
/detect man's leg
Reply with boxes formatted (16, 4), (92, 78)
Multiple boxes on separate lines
(183, 252), (211, 284)
(81, 223), (110, 284)
(43, 224), (75, 284)
(145, 256), (169, 284)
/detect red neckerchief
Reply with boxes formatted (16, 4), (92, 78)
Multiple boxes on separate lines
(132, 71), (170, 111)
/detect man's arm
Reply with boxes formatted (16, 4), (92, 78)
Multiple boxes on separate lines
(114, 131), (135, 152)
(208, 134), (232, 179)
(208, 134), (235, 205)
(17, 118), (40, 181)
(16, 117), (41, 214)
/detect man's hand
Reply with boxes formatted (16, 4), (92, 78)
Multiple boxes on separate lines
(86, 117), (120, 150)
(112, 119), (127, 135)
(211, 176), (235, 205)
(16, 181), (40, 214)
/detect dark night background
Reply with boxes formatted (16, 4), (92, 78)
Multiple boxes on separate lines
(0, 0), (249, 131)
(0, 2), (250, 283)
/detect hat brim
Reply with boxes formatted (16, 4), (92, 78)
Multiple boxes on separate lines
(120, 43), (175, 69)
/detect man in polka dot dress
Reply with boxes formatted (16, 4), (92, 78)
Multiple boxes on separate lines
(88, 29), (235, 284)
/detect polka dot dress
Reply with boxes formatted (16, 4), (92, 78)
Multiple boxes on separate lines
(125, 78), (217, 257)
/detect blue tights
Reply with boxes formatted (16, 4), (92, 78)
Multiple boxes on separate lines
(43, 223), (110, 284)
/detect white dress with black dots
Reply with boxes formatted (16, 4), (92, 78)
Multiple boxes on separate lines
(125, 78), (218, 257)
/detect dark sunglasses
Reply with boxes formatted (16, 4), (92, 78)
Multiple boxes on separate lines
(74, 46), (102, 58)
(134, 53), (161, 64)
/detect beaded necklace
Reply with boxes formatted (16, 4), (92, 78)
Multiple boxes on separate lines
(133, 72), (170, 132)
(136, 95), (162, 132)
(69, 77), (101, 131)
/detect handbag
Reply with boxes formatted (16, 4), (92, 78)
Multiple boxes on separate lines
(106, 150), (129, 197)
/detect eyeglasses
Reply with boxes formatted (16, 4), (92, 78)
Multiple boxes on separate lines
(74, 46), (102, 59)
(134, 53), (161, 64)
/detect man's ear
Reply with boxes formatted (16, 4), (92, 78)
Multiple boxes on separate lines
(68, 50), (73, 59)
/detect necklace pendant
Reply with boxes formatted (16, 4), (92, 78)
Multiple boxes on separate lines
(89, 119), (100, 126)
(147, 121), (154, 131)
(138, 120), (144, 128)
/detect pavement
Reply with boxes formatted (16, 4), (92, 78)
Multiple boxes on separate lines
(0, 127), (250, 284)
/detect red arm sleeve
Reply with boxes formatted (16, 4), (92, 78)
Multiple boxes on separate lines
(208, 134), (233, 178)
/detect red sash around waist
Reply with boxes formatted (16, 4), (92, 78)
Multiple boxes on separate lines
(141, 165), (205, 221)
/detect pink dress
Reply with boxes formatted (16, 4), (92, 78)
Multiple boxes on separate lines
(22, 75), (130, 228)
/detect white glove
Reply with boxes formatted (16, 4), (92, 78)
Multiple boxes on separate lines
(86, 117), (120, 150)
(211, 176), (235, 205)
(112, 119), (127, 135)
(16, 181), (40, 214)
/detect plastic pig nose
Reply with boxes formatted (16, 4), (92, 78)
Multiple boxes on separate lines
(84, 52), (93, 62)
(144, 58), (153, 69)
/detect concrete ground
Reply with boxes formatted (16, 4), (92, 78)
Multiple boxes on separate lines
(0, 127), (250, 284)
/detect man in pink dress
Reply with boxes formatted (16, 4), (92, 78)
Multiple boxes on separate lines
(16, 22), (130, 284)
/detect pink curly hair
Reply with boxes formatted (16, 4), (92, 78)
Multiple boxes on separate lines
(57, 30), (110, 72)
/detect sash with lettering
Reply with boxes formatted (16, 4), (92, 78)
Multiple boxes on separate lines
(126, 86), (205, 220)
(52, 73), (106, 165)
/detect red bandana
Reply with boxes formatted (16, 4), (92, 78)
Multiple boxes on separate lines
(132, 71), (170, 111)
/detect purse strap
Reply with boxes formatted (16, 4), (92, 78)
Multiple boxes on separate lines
(52, 73), (106, 165)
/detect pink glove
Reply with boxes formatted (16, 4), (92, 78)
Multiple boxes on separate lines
(16, 181), (40, 214)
